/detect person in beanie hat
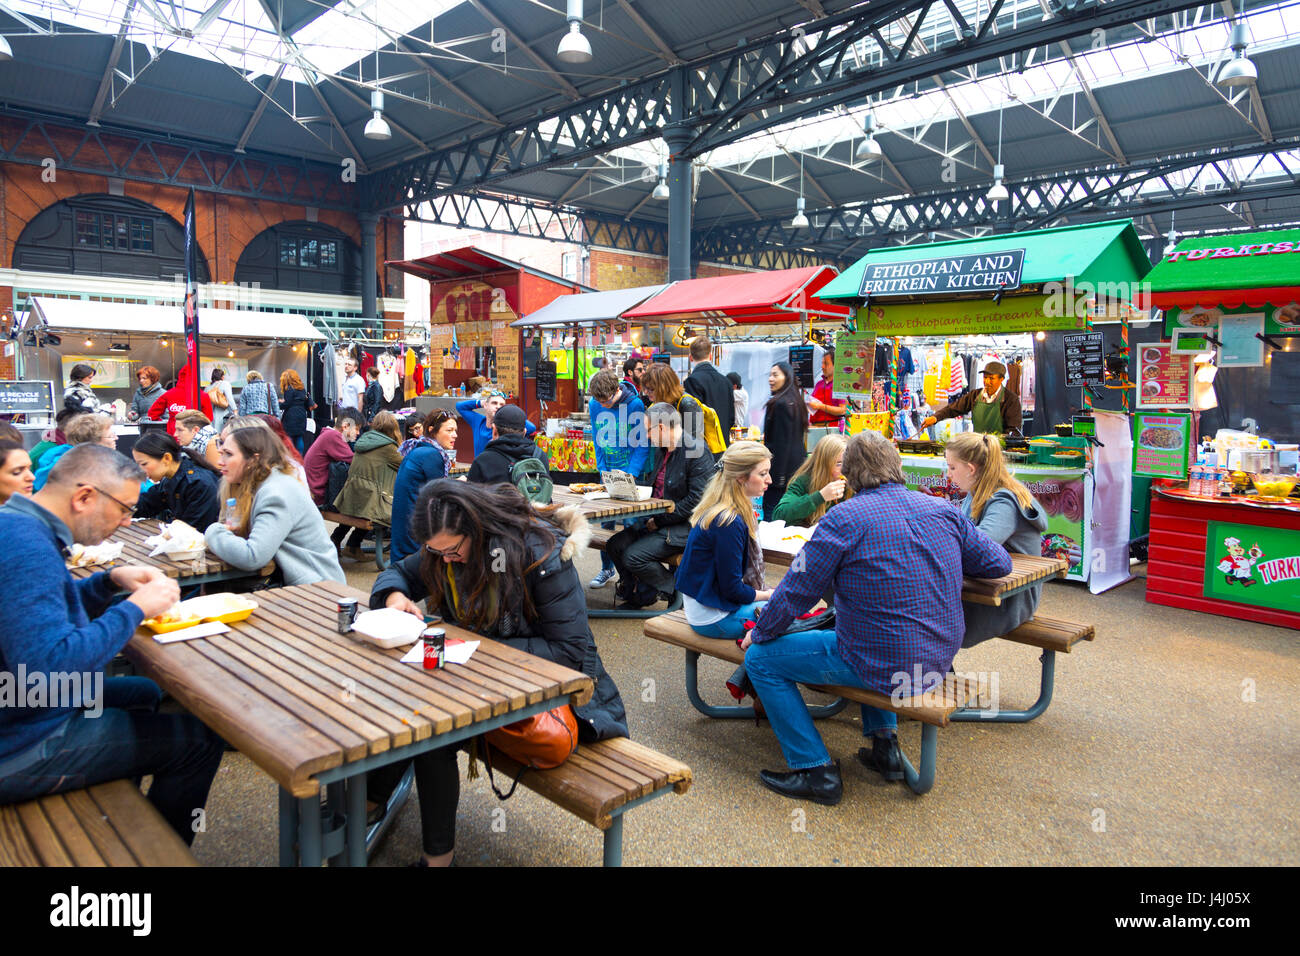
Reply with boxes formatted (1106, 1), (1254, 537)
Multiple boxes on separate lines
(922, 360), (1021, 435)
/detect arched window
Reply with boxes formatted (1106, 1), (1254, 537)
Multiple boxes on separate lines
(12, 194), (210, 281)
(235, 221), (364, 295)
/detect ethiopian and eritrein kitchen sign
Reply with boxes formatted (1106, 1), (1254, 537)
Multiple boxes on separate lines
(859, 250), (1024, 297)
(1204, 522), (1300, 615)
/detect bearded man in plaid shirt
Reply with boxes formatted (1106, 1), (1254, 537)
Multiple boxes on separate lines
(742, 430), (1011, 805)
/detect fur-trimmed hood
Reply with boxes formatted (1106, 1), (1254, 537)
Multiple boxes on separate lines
(553, 504), (591, 563)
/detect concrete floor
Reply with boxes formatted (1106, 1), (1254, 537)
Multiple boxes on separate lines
(187, 544), (1300, 867)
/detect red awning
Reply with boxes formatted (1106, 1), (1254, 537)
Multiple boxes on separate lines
(622, 266), (850, 325)
(387, 246), (594, 290)
(1137, 286), (1300, 311)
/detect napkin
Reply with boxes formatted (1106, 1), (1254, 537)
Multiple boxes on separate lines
(400, 638), (479, 666)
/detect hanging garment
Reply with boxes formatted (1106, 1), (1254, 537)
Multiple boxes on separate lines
(334, 347), (351, 403)
(898, 345), (915, 377)
(377, 352), (400, 403)
(1007, 359), (1022, 397)
(404, 346), (418, 401)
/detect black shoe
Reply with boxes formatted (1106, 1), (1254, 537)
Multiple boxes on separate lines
(857, 735), (904, 782)
(758, 761), (842, 806)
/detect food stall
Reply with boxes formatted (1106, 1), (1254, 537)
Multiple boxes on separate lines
(1136, 229), (1300, 628)
(17, 296), (326, 452)
(818, 222), (1154, 587)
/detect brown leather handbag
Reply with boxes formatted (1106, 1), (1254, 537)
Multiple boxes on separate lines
(481, 704), (579, 799)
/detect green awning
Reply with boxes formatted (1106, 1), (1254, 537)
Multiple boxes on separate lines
(819, 220), (1151, 301)
(1140, 228), (1300, 310)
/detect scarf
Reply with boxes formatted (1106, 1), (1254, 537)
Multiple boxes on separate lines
(742, 528), (766, 592)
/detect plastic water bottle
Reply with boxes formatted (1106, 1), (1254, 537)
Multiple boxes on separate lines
(221, 497), (238, 530)
(752, 496), (764, 524)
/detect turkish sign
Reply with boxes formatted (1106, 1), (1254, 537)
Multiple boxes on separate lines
(859, 250), (1024, 297)
(858, 294), (1081, 336)
(1204, 521), (1300, 615)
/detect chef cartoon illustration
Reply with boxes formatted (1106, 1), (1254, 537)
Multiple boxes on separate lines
(1217, 536), (1264, 587)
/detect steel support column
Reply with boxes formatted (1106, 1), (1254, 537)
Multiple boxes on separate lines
(664, 125), (694, 282)
(359, 212), (378, 323)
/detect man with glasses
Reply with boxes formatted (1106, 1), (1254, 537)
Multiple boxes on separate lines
(0, 444), (225, 844)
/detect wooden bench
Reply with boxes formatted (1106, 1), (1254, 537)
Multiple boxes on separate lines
(0, 780), (198, 866)
(643, 611), (978, 795)
(321, 511), (389, 570)
(472, 736), (692, 866)
(585, 527), (681, 619)
(948, 614), (1095, 723)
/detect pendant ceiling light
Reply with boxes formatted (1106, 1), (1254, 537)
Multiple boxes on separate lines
(856, 112), (882, 162)
(791, 154), (809, 228)
(365, 90), (392, 140)
(652, 162), (670, 200)
(557, 0), (592, 64)
(986, 103), (1008, 203)
(1217, 19), (1258, 87)
(0, 35), (12, 61)
(1162, 212), (1179, 257)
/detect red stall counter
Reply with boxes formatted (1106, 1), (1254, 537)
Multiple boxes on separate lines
(1147, 488), (1300, 630)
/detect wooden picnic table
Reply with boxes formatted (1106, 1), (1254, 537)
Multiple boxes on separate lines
(65, 519), (275, 587)
(122, 579), (593, 867)
(550, 489), (675, 524)
(761, 546), (1066, 605)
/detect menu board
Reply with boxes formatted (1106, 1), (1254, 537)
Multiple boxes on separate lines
(496, 345), (520, 397)
(61, 356), (134, 390)
(788, 345), (815, 388)
(1218, 312), (1265, 367)
(1132, 411), (1191, 480)
(536, 360), (557, 401)
(833, 328), (877, 400)
(1134, 342), (1192, 409)
(1063, 331), (1105, 388)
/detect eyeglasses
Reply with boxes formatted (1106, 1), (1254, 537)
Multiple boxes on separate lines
(78, 483), (136, 516)
(425, 537), (466, 559)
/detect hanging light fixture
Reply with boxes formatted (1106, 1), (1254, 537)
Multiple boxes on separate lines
(557, 0), (592, 64)
(1163, 211), (1179, 257)
(365, 90), (392, 141)
(856, 112), (882, 162)
(791, 154), (809, 229)
(365, 7), (392, 141)
(987, 102), (1008, 203)
(1217, 19), (1257, 88)
(0, 36), (13, 62)
(652, 162), (670, 200)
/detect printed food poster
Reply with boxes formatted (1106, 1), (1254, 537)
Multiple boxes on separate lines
(898, 457), (1089, 580)
(1132, 412), (1191, 480)
(833, 328), (877, 400)
(62, 356), (135, 390)
(1134, 342), (1191, 409)
(1217, 312), (1264, 367)
(1204, 522), (1300, 614)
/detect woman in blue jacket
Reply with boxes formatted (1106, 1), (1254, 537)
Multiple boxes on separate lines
(675, 441), (774, 639)
(456, 390), (535, 457)
(390, 409), (459, 562)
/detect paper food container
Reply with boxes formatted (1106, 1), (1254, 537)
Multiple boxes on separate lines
(350, 607), (426, 648)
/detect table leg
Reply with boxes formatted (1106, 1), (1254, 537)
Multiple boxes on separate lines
(899, 723), (938, 795)
(278, 788), (299, 866)
(298, 794), (323, 867)
(684, 651), (848, 720)
(346, 776), (367, 867)
(949, 650), (1055, 723)
(325, 781), (346, 865)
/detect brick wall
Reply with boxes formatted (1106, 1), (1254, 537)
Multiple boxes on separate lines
(588, 247), (753, 290)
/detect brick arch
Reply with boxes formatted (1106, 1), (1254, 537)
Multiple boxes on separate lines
(12, 192), (210, 281)
(234, 219), (367, 296)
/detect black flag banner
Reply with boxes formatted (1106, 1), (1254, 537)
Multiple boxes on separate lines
(183, 188), (201, 408)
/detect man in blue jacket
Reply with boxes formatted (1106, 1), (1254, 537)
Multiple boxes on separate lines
(0, 445), (224, 843)
(586, 367), (650, 589)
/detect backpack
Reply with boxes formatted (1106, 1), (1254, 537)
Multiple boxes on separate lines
(511, 457), (553, 504)
(678, 396), (727, 455)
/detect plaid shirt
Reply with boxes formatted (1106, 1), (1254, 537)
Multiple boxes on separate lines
(752, 483), (1012, 695)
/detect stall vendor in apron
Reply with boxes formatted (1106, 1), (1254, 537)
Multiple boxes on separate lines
(921, 361), (1022, 436)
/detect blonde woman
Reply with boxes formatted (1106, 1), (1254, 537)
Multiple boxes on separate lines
(278, 369), (315, 453)
(205, 425), (344, 585)
(945, 432), (1048, 646)
(237, 370), (279, 417)
(772, 434), (851, 525)
(674, 441), (775, 639)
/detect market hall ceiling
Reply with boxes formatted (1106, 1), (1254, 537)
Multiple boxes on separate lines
(1, 0), (1298, 263)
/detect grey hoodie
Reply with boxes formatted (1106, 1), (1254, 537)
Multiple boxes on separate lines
(960, 488), (1049, 647)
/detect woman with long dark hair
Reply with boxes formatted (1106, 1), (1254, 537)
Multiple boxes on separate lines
(761, 361), (808, 521)
(132, 431), (221, 529)
(368, 481), (628, 867)
(0, 439), (34, 505)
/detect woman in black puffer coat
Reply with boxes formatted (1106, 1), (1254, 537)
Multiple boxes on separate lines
(368, 481), (627, 866)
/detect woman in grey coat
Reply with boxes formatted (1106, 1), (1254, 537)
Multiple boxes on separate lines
(945, 432), (1049, 646)
(205, 423), (344, 586)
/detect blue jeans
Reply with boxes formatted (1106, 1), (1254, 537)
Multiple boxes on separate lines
(690, 602), (763, 641)
(293, 435), (306, 454)
(600, 521), (615, 572)
(745, 629), (897, 770)
(0, 676), (225, 845)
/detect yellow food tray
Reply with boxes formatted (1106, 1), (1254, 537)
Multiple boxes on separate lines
(202, 603), (257, 624)
(143, 616), (204, 634)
